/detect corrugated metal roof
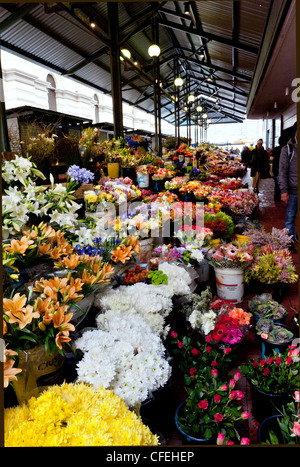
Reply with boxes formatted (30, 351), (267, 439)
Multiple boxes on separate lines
(0, 1), (274, 126)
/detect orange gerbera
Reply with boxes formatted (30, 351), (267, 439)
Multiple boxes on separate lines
(5, 236), (35, 256)
(229, 308), (250, 326)
(111, 245), (133, 264)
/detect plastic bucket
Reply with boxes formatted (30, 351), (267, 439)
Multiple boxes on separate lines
(196, 259), (210, 282)
(214, 267), (244, 303)
(137, 171), (149, 188)
(107, 163), (120, 179)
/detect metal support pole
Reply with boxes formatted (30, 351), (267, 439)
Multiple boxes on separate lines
(108, 2), (123, 138)
(0, 53), (10, 153)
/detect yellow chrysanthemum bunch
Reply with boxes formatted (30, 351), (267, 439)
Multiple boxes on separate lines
(4, 383), (160, 447)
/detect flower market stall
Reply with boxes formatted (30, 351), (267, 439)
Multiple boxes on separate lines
(2, 137), (299, 447)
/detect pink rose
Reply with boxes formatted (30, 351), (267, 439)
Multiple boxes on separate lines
(241, 412), (250, 419)
(292, 421), (300, 437)
(217, 433), (225, 445)
(214, 413), (223, 422)
(211, 369), (218, 379)
(241, 438), (250, 445)
(198, 400), (209, 409)
(170, 331), (178, 338)
(294, 391), (300, 402)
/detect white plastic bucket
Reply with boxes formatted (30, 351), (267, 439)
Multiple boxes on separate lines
(137, 172), (149, 188)
(214, 267), (244, 303)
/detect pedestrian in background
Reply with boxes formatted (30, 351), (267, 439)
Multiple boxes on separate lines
(250, 139), (269, 193)
(279, 122), (298, 251)
(270, 136), (286, 202)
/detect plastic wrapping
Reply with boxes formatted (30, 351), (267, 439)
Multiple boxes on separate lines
(12, 345), (65, 404)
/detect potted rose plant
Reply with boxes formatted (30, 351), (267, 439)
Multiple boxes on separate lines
(239, 346), (300, 422)
(175, 369), (250, 444)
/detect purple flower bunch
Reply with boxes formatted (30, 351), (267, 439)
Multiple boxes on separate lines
(67, 165), (95, 184)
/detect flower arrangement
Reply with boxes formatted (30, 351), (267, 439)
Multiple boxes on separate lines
(204, 212), (235, 240)
(243, 227), (293, 250)
(186, 290), (251, 347)
(3, 289), (75, 355)
(2, 154), (46, 186)
(179, 180), (201, 194)
(75, 314), (171, 407)
(67, 165), (94, 185)
(4, 382), (160, 446)
(175, 225), (213, 247)
(152, 168), (174, 180)
(164, 176), (189, 190)
(248, 294), (288, 321)
(208, 242), (254, 270)
(177, 369), (250, 442)
(244, 245), (298, 284)
(239, 346), (300, 395)
(194, 184), (213, 201)
(223, 190), (259, 215)
(181, 245), (205, 268)
(121, 264), (150, 285)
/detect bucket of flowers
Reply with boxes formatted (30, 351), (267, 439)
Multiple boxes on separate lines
(248, 294), (288, 324)
(207, 241), (254, 303)
(255, 318), (295, 358)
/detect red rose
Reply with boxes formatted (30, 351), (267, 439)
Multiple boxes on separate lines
(252, 360), (258, 368)
(263, 368), (270, 376)
(177, 341), (183, 349)
(259, 359), (266, 367)
(214, 413), (223, 422)
(198, 400), (209, 409)
(191, 348), (199, 356)
(275, 357), (281, 366)
(206, 346), (212, 353)
(214, 394), (221, 404)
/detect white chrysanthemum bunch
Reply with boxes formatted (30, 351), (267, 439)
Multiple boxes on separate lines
(75, 314), (171, 407)
(98, 282), (173, 316)
(158, 262), (193, 296)
(189, 309), (217, 334)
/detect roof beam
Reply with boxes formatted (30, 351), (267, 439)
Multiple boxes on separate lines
(157, 16), (259, 55)
(0, 3), (36, 33)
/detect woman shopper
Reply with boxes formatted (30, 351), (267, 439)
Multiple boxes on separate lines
(250, 139), (269, 193)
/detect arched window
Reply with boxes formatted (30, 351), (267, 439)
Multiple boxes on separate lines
(47, 74), (57, 111)
(94, 94), (99, 123)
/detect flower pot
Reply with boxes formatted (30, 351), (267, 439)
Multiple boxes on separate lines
(257, 415), (284, 444)
(214, 267), (244, 303)
(196, 259), (210, 282)
(249, 382), (292, 423)
(255, 282), (287, 303)
(107, 162), (120, 179)
(12, 345), (65, 405)
(175, 401), (215, 445)
(137, 171), (149, 188)
(258, 324), (295, 358)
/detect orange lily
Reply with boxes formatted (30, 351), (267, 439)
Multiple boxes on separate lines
(55, 330), (71, 350)
(111, 245), (133, 264)
(5, 236), (35, 256)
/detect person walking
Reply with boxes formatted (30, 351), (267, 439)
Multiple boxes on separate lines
(270, 136), (286, 202)
(278, 122), (298, 249)
(250, 139), (269, 193)
(241, 145), (251, 167)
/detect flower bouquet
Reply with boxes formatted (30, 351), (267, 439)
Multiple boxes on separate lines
(75, 314), (172, 408)
(243, 227), (293, 250)
(4, 383), (160, 446)
(2, 154), (46, 187)
(223, 190), (259, 216)
(152, 168), (174, 180)
(204, 212), (235, 241)
(207, 242), (254, 270)
(175, 225), (213, 248)
(164, 176), (189, 191)
(244, 245), (298, 285)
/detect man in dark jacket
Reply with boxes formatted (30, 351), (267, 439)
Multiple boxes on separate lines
(278, 122), (298, 245)
(270, 136), (286, 202)
(251, 139), (269, 193)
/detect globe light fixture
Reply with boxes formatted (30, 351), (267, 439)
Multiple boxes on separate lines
(196, 105), (203, 112)
(188, 94), (195, 103)
(148, 44), (161, 57)
(174, 77), (184, 87)
(202, 113), (208, 119)
(121, 49), (131, 59)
